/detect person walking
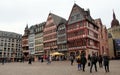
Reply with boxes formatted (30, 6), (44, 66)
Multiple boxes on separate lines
(47, 55), (50, 64)
(47, 55), (52, 64)
(70, 55), (74, 66)
(90, 52), (98, 73)
(98, 55), (103, 68)
(81, 54), (87, 72)
(41, 56), (44, 63)
(103, 53), (110, 72)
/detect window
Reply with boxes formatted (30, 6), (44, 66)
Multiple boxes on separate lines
(76, 14), (80, 19)
(89, 30), (94, 36)
(79, 22), (83, 27)
(90, 40), (94, 46)
(78, 29), (84, 35)
(89, 23), (94, 29)
(70, 16), (74, 21)
(94, 33), (98, 39)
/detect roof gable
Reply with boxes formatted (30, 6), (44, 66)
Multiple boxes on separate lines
(48, 13), (66, 26)
(68, 4), (93, 25)
(68, 4), (85, 24)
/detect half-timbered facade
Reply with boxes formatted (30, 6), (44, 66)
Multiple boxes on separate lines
(57, 20), (67, 56)
(43, 13), (66, 56)
(22, 25), (29, 61)
(95, 19), (109, 56)
(67, 4), (99, 57)
(34, 22), (45, 61)
(28, 26), (35, 56)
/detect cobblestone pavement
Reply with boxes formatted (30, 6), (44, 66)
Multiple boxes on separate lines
(0, 60), (120, 75)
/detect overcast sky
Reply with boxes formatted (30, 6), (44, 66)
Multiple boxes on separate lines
(0, 0), (120, 35)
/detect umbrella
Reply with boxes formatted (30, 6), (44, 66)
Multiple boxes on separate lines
(50, 52), (64, 56)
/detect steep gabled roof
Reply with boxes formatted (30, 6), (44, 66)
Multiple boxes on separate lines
(94, 18), (103, 27)
(74, 4), (93, 21)
(49, 13), (66, 26)
(67, 3), (93, 25)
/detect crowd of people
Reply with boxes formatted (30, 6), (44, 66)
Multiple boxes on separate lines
(70, 52), (110, 73)
(1, 51), (110, 74)
(27, 51), (110, 73)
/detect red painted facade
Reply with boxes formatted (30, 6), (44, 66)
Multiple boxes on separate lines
(67, 4), (99, 57)
(43, 13), (58, 56)
(95, 19), (109, 55)
(22, 25), (29, 61)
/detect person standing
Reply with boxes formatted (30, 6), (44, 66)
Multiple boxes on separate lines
(47, 55), (50, 64)
(41, 56), (44, 63)
(98, 55), (103, 68)
(49, 55), (52, 63)
(76, 56), (81, 71)
(81, 54), (87, 72)
(28, 57), (32, 64)
(88, 54), (91, 67)
(70, 55), (74, 66)
(47, 55), (52, 64)
(103, 53), (110, 72)
(90, 53), (98, 73)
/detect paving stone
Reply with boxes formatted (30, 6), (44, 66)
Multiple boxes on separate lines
(0, 60), (120, 75)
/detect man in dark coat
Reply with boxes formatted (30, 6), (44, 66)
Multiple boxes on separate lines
(90, 53), (98, 73)
(103, 53), (110, 72)
(28, 57), (32, 64)
(81, 55), (87, 72)
(88, 54), (91, 66)
(41, 56), (44, 63)
(98, 55), (103, 68)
